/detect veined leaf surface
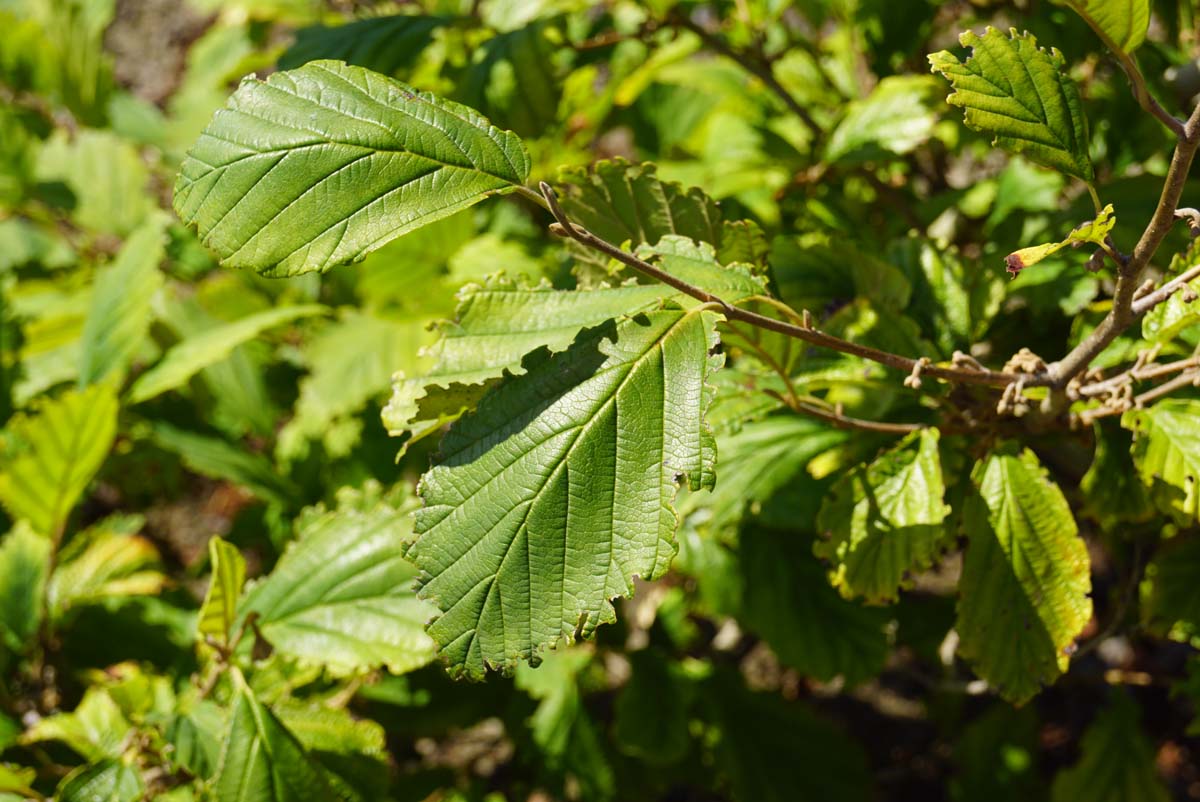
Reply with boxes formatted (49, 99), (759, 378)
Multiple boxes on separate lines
(174, 60), (531, 277)
(930, 28), (1094, 181)
(410, 306), (723, 677)
(1053, 0), (1151, 54)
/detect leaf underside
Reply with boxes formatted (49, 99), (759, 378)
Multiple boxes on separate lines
(409, 307), (722, 678)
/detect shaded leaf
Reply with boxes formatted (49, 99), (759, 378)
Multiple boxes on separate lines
(613, 649), (691, 764)
(930, 28), (1094, 181)
(49, 515), (164, 620)
(957, 448), (1092, 704)
(410, 307), (723, 677)
(826, 75), (941, 164)
(816, 429), (953, 603)
(0, 384), (118, 538)
(175, 61), (531, 277)
(1050, 693), (1169, 802)
(57, 759), (143, 802)
(1140, 535), (1200, 639)
(1142, 238), (1200, 343)
(279, 14), (449, 74)
(150, 423), (299, 508)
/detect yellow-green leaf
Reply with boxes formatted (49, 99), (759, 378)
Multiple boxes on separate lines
(197, 537), (246, 648)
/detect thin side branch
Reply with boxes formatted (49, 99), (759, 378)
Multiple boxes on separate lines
(1050, 101), (1200, 388)
(1130, 261), (1200, 314)
(539, 182), (1036, 388)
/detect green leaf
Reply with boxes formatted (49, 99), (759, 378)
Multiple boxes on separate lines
(215, 672), (339, 802)
(0, 523), (50, 653)
(704, 670), (871, 802)
(1123, 400), (1200, 521)
(740, 527), (890, 685)
(0, 764), (37, 798)
(825, 75), (941, 164)
(456, 22), (561, 138)
(48, 515), (164, 620)
(1142, 238), (1200, 343)
(197, 537), (246, 648)
(384, 237), (763, 444)
(78, 217), (167, 387)
(1140, 535), (1200, 640)
(410, 306), (723, 677)
(956, 448), (1092, 704)
(240, 485), (437, 676)
(555, 159), (723, 279)
(1053, 0), (1151, 54)
(929, 27), (1094, 182)
(1005, 204), (1116, 275)
(1080, 423), (1154, 525)
(174, 60), (531, 277)
(57, 759), (144, 802)
(278, 14), (449, 75)
(815, 429), (953, 603)
(1050, 692), (1170, 802)
(129, 305), (326, 404)
(0, 384), (118, 538)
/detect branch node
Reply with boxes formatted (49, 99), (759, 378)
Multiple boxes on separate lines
(903, 357), (931, 390)
(1176, 207), (1200, 237)
(802, 309), (813, 330)
(1133, 278), (1157, 300)
(951, 350), (985, 372)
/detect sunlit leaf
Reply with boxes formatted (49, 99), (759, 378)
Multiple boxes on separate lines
(826, 75), (941, 164)
(49, 515), (164, 620)
(1006, 204), (1116, 275)
(930, 27), (1094, 181)
(816, 430), (952, 603)
(175, 60), (531, 277)
(1052, 0), (1151, 54)
(0, 523), (50, 653)
(1123, 400), (1200, 521)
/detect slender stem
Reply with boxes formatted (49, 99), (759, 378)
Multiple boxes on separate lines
(1130, 261), (1200, 315)
(539, 182), (1036, 388)
(1115, 50), (1187, 138)
(1051, 102), (1200, 388)
(1086, 182), (1103, 214)
(1078, 355), (1200, 398)
(789, 399), (924, 434)
(1081, 368), (1200, 421)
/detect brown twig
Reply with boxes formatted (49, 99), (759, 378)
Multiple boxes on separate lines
(1130, 261), (1200, 314)
(536, 182), (1036, 388)
(1051, 101), (1200, 388)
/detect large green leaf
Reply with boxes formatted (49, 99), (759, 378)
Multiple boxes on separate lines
(129, 305), (326, 404)
(410, 306), (723, 677)
(704, 670), (872, 802)
(929, 28), (1094, 182)
(956, 448), (1092, 704)
(23, 688), (131, 761)
(1053, 0), (1151, 54)
(215, 672), (338, 802)
(197, 537), (246, 648)
(0, 384), (118, 538)
(240, 485), (437, 676)
(815, 429), (953, 603)
(78, 216), (167, 387)
(384, 237), (763, 444)
(1123, 400), (1200, 521)
(0, 524), (50, 653)
(278, 14), (449, 75)
(1050, 693), (1170, 802)
(174, 60), (531, 277)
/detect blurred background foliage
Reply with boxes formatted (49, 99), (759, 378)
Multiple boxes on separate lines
(1, 0), (1200, 800)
